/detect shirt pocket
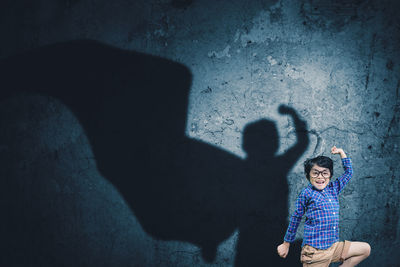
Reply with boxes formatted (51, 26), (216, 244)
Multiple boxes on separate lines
(305, 216), (318, 227)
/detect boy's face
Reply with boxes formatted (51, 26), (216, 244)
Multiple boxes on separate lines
(309, 164), (331, 190)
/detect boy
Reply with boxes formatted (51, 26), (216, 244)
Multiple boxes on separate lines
(277, 146), (371, 266)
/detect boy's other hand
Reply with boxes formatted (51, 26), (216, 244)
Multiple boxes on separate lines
(277, 242), (290, 258)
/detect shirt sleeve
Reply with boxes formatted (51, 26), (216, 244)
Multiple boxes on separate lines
(284, 189), (307, 243)
(332, 157), (353, 194)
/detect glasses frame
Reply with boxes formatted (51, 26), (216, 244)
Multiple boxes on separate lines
(310, 169), (331, 179)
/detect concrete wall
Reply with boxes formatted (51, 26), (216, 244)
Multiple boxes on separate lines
(0, 0), (399, 266)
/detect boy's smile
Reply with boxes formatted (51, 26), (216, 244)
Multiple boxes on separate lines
(309, 164), (331, 190)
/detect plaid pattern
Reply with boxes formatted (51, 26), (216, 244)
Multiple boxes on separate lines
(284, 158), (353, 249)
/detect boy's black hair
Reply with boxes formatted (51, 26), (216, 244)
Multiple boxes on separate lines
(304, 156), (333, 180)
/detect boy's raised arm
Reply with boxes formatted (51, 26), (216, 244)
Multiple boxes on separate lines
(331, 146), (353, 194)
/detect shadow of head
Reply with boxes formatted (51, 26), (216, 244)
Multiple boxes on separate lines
(242, 119), (279, 159)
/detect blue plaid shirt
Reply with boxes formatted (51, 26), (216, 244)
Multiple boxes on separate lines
(284, 158), (353, 249)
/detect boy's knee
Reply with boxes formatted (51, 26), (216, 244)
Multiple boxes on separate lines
(363, 243), (371, 257)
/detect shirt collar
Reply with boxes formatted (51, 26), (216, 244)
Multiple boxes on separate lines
(308, 182), (326, 192)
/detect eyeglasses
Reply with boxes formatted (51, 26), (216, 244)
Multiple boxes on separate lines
(310, 169), (331, 179)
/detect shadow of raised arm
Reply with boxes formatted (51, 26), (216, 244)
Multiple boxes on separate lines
(278, 105), (309, 170)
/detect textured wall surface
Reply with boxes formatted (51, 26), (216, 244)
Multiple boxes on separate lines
(0, 0), (399, 266)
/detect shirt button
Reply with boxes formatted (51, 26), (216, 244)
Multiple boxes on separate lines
(333, 227), (336, 229)
(333, 212), (336, 214)
(329, 199), (331, 202)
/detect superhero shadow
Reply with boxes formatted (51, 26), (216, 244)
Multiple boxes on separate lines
(0, 40), (308, 266)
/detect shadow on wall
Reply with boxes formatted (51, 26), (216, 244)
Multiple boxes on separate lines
(0, 40), (308, 266)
